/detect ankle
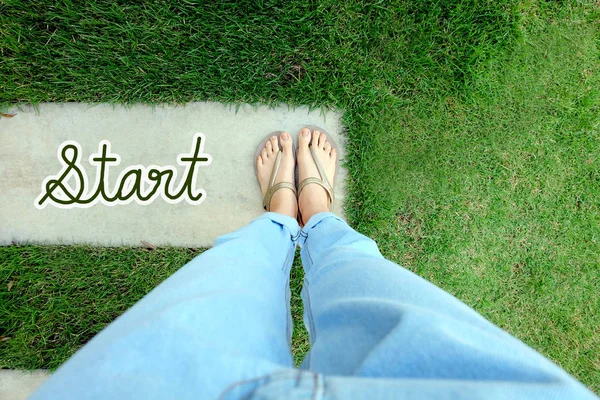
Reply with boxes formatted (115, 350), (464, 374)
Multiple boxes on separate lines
(270, 194), (297, 219)
(299, 203), (329, 225)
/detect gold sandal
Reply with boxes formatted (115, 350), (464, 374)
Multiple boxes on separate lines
(254, 132), (297, 211)
(297, 126), (337, 223)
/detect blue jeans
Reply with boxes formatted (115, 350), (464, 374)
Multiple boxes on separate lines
(31, 212), (596, 399)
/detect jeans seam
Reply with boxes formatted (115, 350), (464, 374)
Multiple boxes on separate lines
(295, 369), (302, 387)
(302, 238), (314, 270)
(306, 246), (314, 267)
(285, 275), (292, 347)
(303, 279), (317, 347)
(284, 241), (295, 353)
(312, 372), (324, 400)
(281, 242), (294, 271)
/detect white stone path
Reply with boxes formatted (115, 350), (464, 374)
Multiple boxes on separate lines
(0, 103), (345, 247)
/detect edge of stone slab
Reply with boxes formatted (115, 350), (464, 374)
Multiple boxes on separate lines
(1, 101), (342, 117)
(0, 370), (49, 400)
(0, 102), (348, 248)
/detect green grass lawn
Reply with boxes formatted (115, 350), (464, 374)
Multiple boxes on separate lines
(1, 0), (599, 393)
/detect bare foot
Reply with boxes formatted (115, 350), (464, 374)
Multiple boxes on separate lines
(256, 132), (297, 219)
(297, 127), (337, 225)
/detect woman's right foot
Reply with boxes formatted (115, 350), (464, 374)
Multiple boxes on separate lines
(256, 132), (297, 219)
(297, 127), (337, 225)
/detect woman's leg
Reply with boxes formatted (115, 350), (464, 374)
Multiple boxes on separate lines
(30, 213), (299, 400)
(293, 127), (595, 398)
(299, 213), (551, 376)
(296, 213), (595, 398)
(31, 133), (300, 400)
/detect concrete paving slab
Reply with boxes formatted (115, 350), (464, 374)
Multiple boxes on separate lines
(0, 370), (49, 400)
(0, 103), (345, 247)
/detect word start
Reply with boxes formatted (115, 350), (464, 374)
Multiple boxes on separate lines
(35, 133), (212, 209)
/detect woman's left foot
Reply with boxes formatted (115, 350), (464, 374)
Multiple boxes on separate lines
(256, 132), (298, 219)
(297, 127), (337, 225)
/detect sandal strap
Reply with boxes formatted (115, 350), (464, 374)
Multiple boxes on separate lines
(263, 182), (296, 211)
(268, 151), (282, 189)
(296, 143), (335, 212)
(262, 151), (297, 211)
(298, 177), (334, 211)
(310, 145), (332, 189)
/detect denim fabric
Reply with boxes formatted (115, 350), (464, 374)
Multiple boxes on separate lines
(30, 212), (597, 400)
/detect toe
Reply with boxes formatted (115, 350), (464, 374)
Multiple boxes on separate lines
(261, 148), (268, 159)
(266, 140), (273, 154)
(270, 136), (279, 153)
(330, 147), (337, 159)
(324, 142), (331, 152)
(257, 155), (263, 166)
(280, 132), (292, 153)
(299, 128), (311, 148)
(319, 133), (327, 148)
(312, 130), (320, 147)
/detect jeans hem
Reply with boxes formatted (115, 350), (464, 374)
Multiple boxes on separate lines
(256, 212), (301, 244)
(298, 212), (344, 248)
